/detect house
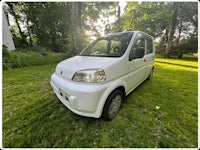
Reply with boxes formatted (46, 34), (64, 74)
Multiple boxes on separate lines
(2, 8), (15, 50)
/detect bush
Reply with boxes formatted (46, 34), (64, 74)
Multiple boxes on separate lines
(16, 46), (51, 53)
(2, 48), (66, 70)
(170, 36), (198, 58)
(3, 48), (12, 70)
(155, 35), (198, 58)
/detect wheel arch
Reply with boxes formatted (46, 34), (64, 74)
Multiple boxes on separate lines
(114, 86), (126, 101)
(96, 81), (127, 118)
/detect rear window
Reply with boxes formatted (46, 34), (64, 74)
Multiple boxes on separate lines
(146, 37), (153, 54)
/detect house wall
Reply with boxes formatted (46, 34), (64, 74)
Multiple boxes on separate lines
(2, 10), (15, 50)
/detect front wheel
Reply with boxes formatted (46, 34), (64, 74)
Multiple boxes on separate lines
(102, 90), (124, 121)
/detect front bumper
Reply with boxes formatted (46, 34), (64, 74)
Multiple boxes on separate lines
(50, 73), (108, 118)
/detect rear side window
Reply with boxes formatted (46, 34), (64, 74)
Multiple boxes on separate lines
(146, 37), (153, 54)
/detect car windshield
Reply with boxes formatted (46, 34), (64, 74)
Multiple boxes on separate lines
(80, 32), (133, 57)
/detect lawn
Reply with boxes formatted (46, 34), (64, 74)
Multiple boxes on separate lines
(2, 57), (198, 148)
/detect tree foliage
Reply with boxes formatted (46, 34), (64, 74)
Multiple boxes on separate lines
(4, 2), (198, 57)
(5, 2), (117, 54)
(112, 2), (198, 57)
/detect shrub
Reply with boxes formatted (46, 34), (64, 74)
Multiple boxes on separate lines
(2, 48), (66, 70)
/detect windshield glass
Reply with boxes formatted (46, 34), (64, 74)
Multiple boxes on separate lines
(80, 32), (133, 57)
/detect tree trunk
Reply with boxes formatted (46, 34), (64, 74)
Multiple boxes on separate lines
(176, 17), (182, 44)
(117, 5), (121, 19)
(7, 3), (25, 40)
(165, 2), (178, 58)
(26, 19), (33, 45)
(165, 28), (168, 43)
(70, 2), (82, 54)
(177, 53), (183, 58)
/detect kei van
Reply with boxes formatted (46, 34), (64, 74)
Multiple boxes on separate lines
(50, 31), (155, 120)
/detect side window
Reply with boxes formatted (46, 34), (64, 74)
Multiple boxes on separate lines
(129, 33), (145, 60)
(146, 37), (153, 54)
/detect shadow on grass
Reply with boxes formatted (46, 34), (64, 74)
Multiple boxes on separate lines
(155, 60), (198, 69)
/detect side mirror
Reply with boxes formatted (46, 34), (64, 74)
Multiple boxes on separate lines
(129, 55), (135, 61)
(135, 47), (144, 58)
(129, 47), (145, 61)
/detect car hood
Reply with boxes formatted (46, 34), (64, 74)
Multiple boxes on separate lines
(55, 55), (117, 80)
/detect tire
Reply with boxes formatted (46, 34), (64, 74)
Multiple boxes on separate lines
(148, 68), (154, 80)
(102, 90), (124, 121)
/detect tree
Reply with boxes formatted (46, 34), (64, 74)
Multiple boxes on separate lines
(117, 2), (172, 37)
(6, 2), (118, 53)
(118, 2), (198, 58)
(70, 2), (83, 53)
(6, 3), (28, 46)
(69, 2), (118, 53)
(170, 34), (198, 58)
(111, 4), (123, 33)
(181, 2), (198, 28)
(82, 2), (118, 36)
(165, 2), (178, 58)
(21, 2), (73, 52)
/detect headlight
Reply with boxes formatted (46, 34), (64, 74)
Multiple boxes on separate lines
(72, 69), (106, 83)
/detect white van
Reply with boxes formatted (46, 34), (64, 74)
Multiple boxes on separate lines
(50, 31), (155, 120)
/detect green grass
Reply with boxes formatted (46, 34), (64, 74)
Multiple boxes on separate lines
(2, 57), (198, 148)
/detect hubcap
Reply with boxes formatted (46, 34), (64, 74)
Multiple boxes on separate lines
(108, 95), (122, 119)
